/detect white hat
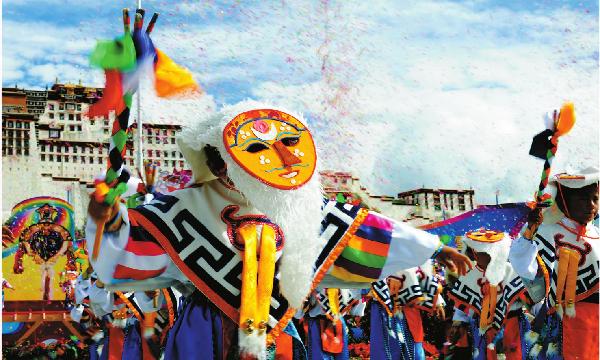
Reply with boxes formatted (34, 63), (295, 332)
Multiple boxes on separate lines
(553, 166), (599, 189)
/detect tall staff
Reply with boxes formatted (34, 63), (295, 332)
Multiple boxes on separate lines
(91, 8), (159, 261)
(523, 102), (576, 240)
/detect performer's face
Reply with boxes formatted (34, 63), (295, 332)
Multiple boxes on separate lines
(223, 109), (317, 190)
(557, 182), (599, 225)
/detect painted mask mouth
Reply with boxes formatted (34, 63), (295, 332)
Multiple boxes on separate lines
(279, 170), (299, 179)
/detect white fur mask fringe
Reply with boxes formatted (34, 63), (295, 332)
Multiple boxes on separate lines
(462, 234), (511, 286)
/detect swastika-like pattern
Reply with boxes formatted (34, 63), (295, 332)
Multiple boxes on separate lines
(419, 274), (441, 311)
(371, 280), (394, 314)
(137, 188), (290, 328)
(449, 268), (525, 329)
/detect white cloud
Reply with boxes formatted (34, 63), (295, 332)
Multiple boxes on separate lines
(3, 0), (598, 205)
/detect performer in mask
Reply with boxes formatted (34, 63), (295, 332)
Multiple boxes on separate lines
(87, 102), (472, 358)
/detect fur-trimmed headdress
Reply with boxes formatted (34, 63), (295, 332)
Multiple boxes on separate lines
(462, 230), (510, 286)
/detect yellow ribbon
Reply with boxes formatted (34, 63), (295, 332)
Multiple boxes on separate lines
(555, 247), (580, 315)
(239, 224), (277, 335)
(327, 288), (341, 322)
(479, 283), (497, 330)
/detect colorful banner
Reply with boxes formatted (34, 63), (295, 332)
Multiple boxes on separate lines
(419, 203), (531, 248)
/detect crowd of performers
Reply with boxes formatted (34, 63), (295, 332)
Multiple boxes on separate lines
(46, 100), (592, 360)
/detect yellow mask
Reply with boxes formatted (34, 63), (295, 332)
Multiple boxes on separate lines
(223, 109), (317, 190)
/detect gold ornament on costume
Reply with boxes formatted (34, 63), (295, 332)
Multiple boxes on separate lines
(465, 229), (504, 243)
(223, 109), (317, 190)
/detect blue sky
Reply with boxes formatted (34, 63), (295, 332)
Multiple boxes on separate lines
(3, 0), (598, 204)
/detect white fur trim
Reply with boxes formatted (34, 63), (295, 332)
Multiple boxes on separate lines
(463, 234), (511, 286)
(238, 329), (267, 359)
(487, 343), (495, 350)
(565, 303), (576, 318)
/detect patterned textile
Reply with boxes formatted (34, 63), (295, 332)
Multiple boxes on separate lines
(126, 191), (364, 340)
(330, 212), (393, 283)
(533, 221), (599, 312)
(418, 271), (443, 312)
(315, 289), (360, 321)
(448, 267), (526, 331)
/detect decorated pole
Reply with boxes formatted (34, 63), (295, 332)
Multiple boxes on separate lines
(92, 9), (135, 261)
(135, 6), (144, 180)
(523, 102), (576, 240)
(87, 4), (198, 260)
(91, 9), (160, 261)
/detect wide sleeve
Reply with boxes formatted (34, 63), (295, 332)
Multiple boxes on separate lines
(85, 202), (183, 291)
(508, 236), (539, 281)
(316, 201), (442, 288)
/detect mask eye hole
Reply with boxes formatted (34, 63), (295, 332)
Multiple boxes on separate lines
(245, 142), (269, 153)
(280, 137), (299, 146)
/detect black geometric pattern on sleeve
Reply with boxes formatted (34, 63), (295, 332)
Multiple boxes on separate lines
(314, 201), (361, 273)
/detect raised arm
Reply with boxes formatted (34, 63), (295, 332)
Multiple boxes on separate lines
(317, 201), (471, 288)
(85, 198), (180, 291)
(508, 207), (543, 280)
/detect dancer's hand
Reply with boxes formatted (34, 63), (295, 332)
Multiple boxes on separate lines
(527, 207), (544, 228)
(87, 195), (120, 223)
(437, 246), (473, 276)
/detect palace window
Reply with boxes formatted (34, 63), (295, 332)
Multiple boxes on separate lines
(69, 114), (74, 121)
(59, 103), (64, 110)
(59, 113), (65, 120)
(41, 154), (46, 161)
(49, 104), (55, 110)
(49, 130), (60, 138)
